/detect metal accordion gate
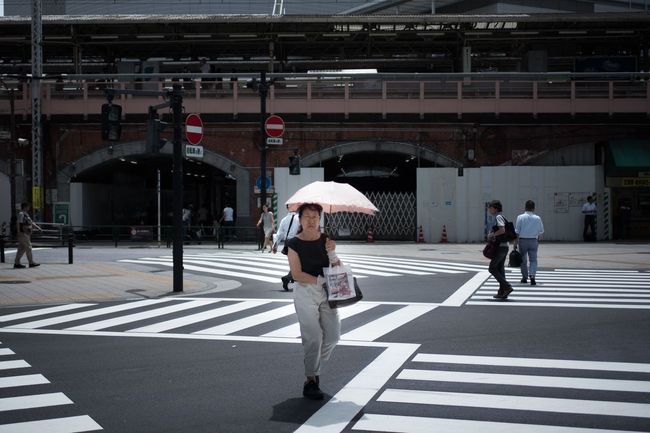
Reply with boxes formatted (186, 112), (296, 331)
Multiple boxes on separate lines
(326, 191), (416, 241)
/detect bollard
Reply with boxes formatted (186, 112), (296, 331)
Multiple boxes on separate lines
(0, 237), (4, 263)
(68, 234), (74, 264)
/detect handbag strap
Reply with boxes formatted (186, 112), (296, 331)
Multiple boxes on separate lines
(284, 214), (294, 240)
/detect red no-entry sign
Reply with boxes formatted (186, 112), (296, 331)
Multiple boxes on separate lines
(185, 113), (204, 145)
(264, 115), (285, 138)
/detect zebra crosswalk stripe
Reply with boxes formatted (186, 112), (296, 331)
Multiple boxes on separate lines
(0, 392), (73, 411)
(1, 298), (439, 343)
(352, 353), (650, 433)
(469, 270), (650, 309)
(0, 415), (103, 433)
(353, 413), (631, 433)
(0, 374), (50, 389)
(192, 304), (297, 335)
(377, 388), (650, 418)
(119, 252), (475, 282)
(128, 300), (271, 333)
(263, 302), (379, 338)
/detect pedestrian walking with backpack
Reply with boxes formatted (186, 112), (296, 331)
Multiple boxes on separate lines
(14, 202), (41, 269)
(486, 200), (514, 300)
(514, 200), (544, 286)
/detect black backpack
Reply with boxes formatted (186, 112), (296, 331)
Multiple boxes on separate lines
(495, 216), (517, 242)
(503, 217), (517, 242)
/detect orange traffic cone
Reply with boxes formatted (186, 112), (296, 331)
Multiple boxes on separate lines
(440, 225), (448, 243)
(417, 225), (425, 243)
(367, 226), (374, 243)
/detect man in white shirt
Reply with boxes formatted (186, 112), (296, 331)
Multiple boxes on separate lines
(273, 207), (299, 291)
(219, 204), (234, 241)
(515, 200), (544, 286)
(581, 195), (597, 242)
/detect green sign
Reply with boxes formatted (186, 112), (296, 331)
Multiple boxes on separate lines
(54, 202), (70, 225)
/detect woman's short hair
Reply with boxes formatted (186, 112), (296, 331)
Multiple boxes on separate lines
(488, 200), (502, 212)
(297, 203), (323, 217)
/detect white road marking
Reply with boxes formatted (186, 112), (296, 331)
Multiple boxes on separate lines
(0, 360), (30, 370)
(118, 259), (280, 283)
(0, 392), (72, 411)
(397, 369), (650, 392)
(0, 348), (14, 356)
(0, 415), (103, 433)
(0, 374), (49, 388)
(412, 353), (650, 373)
(262, 302), (379, 338)
(378, 388), (650, 418)
(442, 271), (491, 306)
(193, 304), (296, 335)
(0, 304), (95, 323)
(7, 300), (171, 329)
(352, 413), (634, 433)
(341, 305), (436, 341)
(295, 343), (419, 433)
(65, 300), (217, 331)
(128, 300), (271, 333)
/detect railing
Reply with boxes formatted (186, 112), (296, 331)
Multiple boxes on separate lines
(2, 72), (649, 118)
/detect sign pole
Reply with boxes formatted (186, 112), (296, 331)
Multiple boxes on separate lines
(259, 71), (268, 207)
(171, 84), (184, 292)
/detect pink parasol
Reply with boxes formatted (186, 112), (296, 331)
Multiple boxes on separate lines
(285, 181), (379, 215)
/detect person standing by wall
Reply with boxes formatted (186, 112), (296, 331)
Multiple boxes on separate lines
(487, 200), (513, 299)
(273, 206), (300, 291)
(582, 195), (597, 241)
(286, 203), (341, 400)
(14, 202), (41, 269)
(219, 203), (234, 241)
(515, 200), (544, 286)
(256, 204), (275, 252)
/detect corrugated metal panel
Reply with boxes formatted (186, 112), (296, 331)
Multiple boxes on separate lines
(529, 142), (597, 166)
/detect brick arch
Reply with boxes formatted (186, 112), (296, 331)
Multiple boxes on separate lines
(56, 140), (251, 219)
(301, 140), (462, 168)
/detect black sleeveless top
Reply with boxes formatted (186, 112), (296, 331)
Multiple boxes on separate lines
(286, 233), (329, 277)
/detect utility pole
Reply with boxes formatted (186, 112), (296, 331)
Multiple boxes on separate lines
(171, 84), (184, 292)
(259, 71), (268, 206)
(31, 0), (43, 221)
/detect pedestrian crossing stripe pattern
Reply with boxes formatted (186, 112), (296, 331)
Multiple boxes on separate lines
(118, 252), (485, 283)
(0, 341), (102, 433)
(0, 298), (436, 343)
(467, 269), (650, 309)
(351, 353), (650, 433)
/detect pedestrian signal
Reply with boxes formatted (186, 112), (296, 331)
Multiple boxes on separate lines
(101, 103), (122, 141)
(289, 155), (300, 175)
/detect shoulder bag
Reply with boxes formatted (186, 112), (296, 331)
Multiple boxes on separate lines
(280, 215), (295, 255)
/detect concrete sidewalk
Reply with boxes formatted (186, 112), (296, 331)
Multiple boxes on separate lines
(1, 241), (648, 308)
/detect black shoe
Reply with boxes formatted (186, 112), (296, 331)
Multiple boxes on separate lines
(530, 277), (536, 286)
(281, 276), (290, 291)
(493, 289), (505, 299)
(502, 287), (513, 299)
(303, 380), (324, 400)
(13, 264), (26, 269)
(29, 263), (40, 268)
(520, 277), (527, 284)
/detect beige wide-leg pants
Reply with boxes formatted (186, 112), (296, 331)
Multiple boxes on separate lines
(293, 281), (340, 377)
(15, 232), (34, 265)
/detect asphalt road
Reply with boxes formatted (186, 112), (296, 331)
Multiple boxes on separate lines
(1, 246), (649, 433)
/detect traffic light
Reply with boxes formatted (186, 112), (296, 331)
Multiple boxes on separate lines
(289, 155), (301, 175)
(146, 109), (168, 153)
(101, 103), (122, 141)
